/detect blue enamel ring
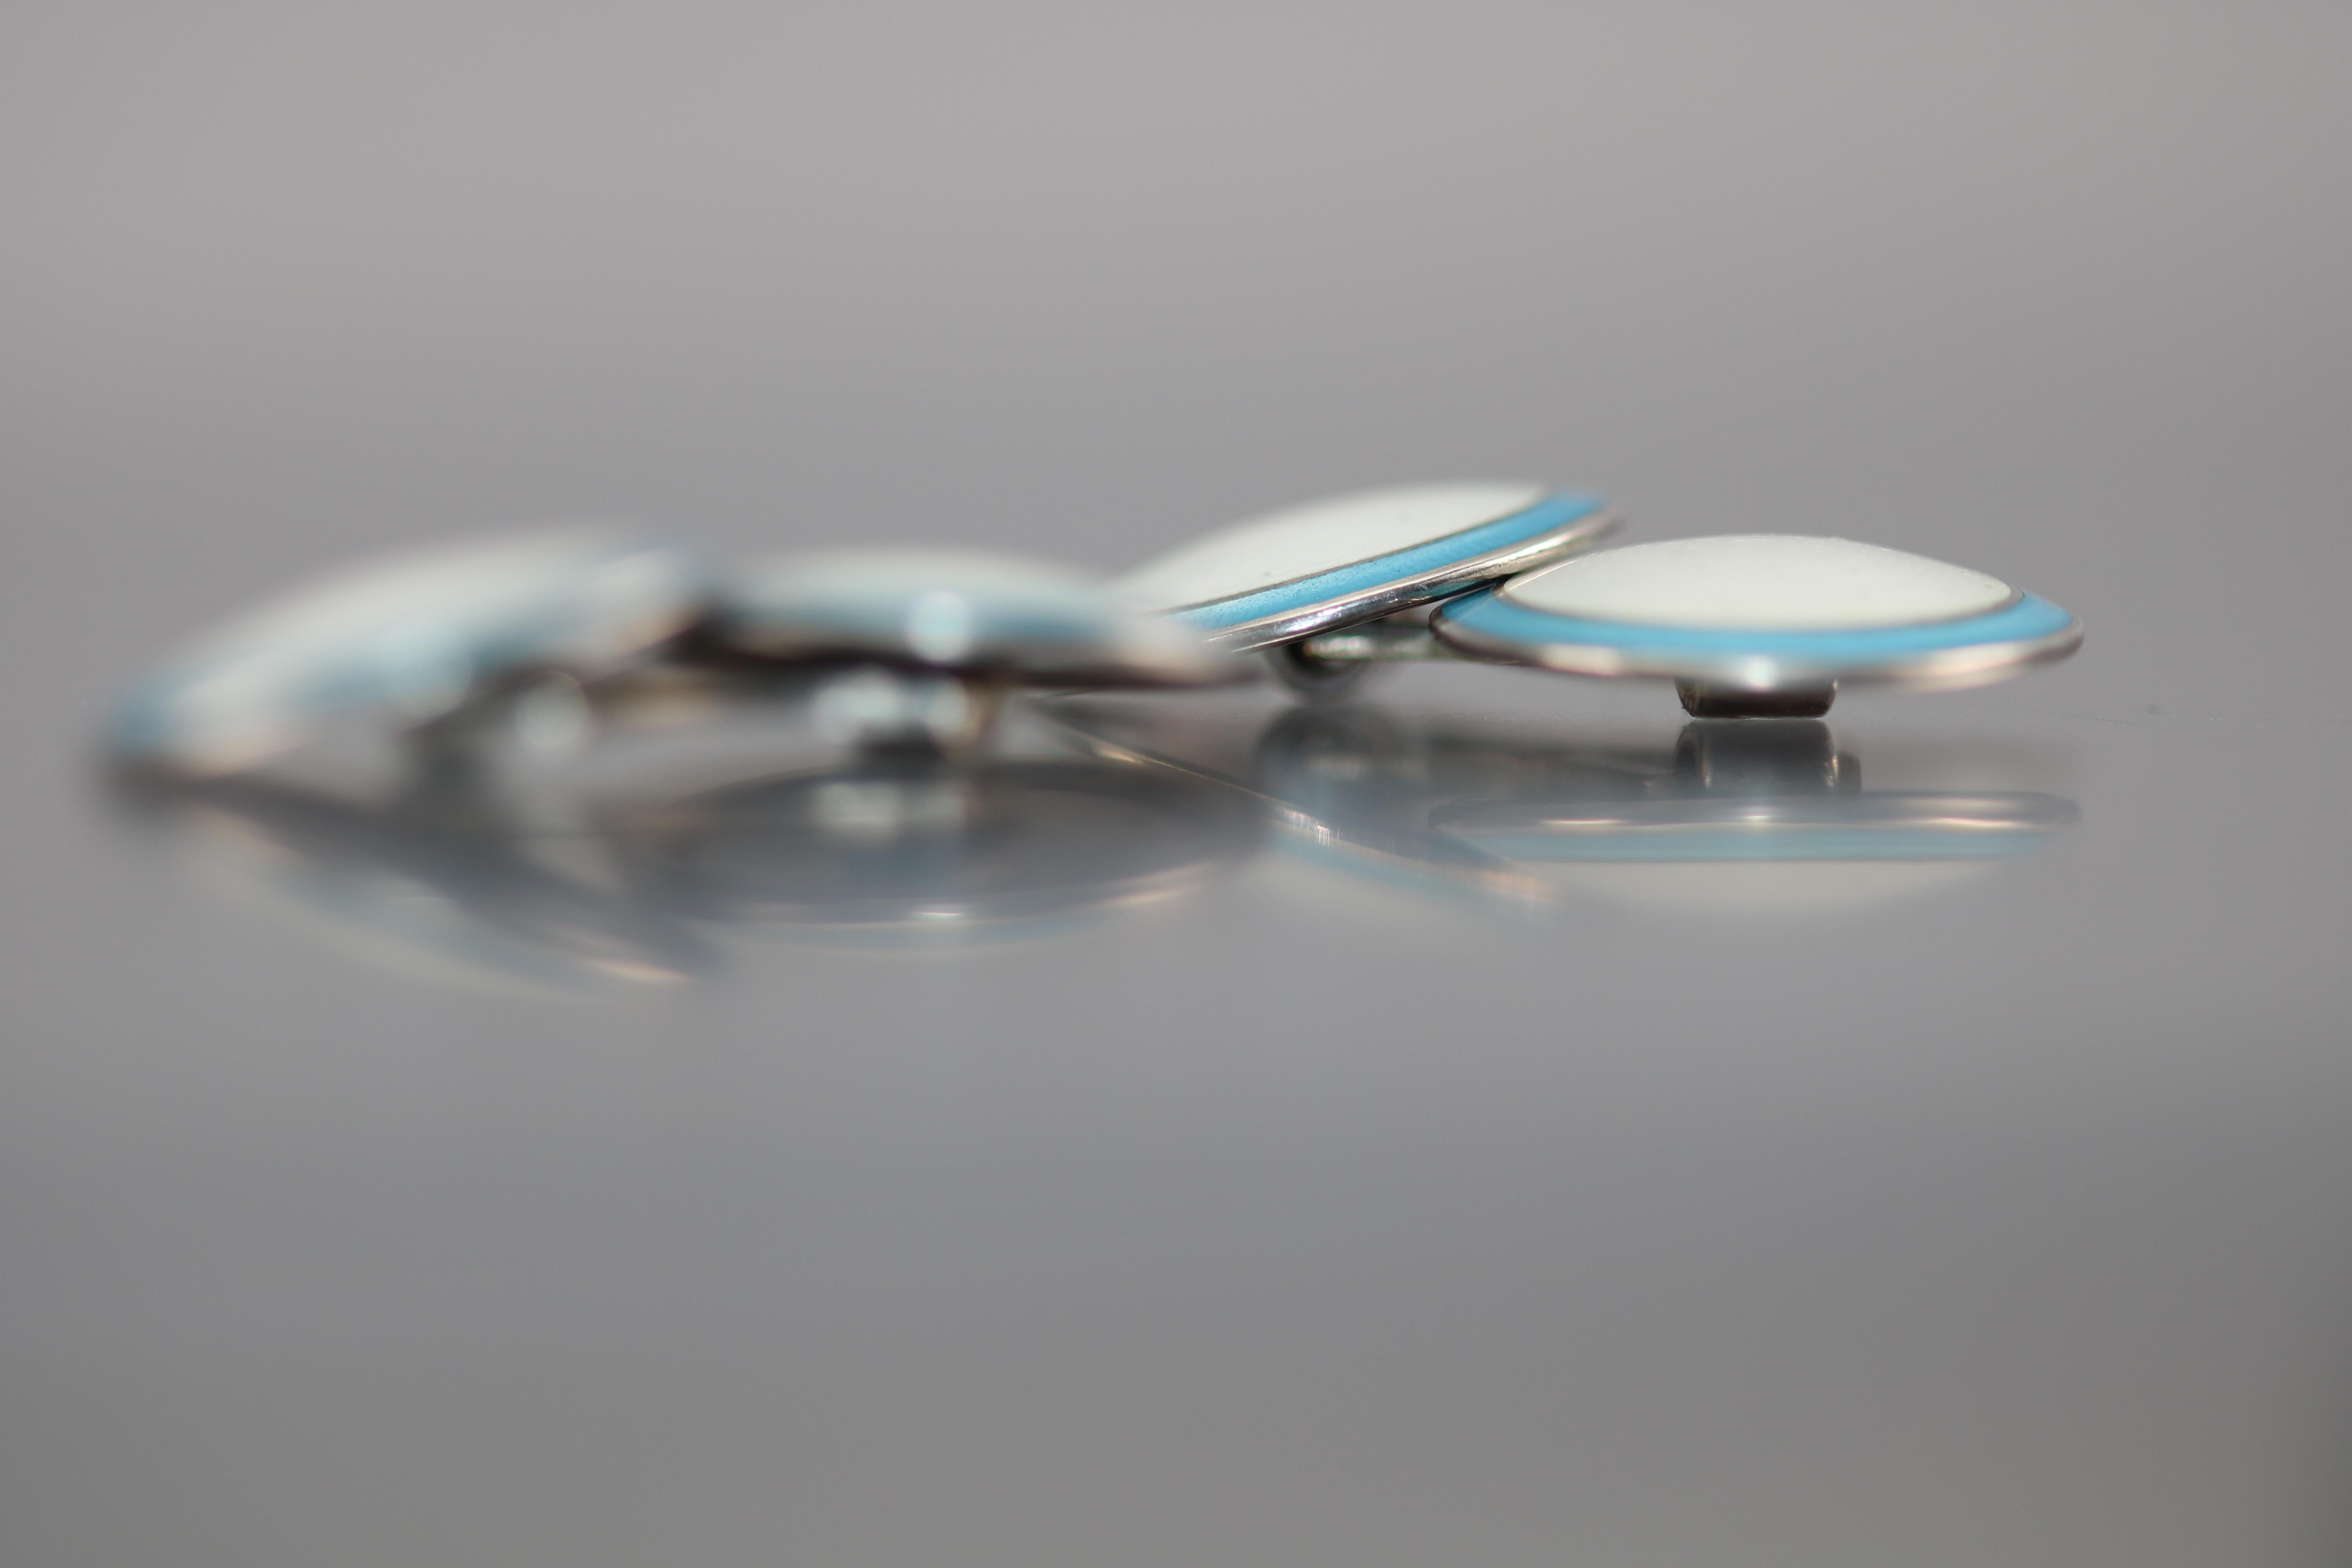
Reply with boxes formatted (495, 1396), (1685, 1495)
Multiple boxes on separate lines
(1114, 483), (1619, 653)
(1432, 535), (2083, 715)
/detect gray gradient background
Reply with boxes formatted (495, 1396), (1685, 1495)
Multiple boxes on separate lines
(5, 3), (2352, 1563)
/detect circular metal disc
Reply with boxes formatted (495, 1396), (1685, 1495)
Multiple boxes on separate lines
(109, 528), (710, 774)
(1113, 483), (1619, 652)
(1432, 534), (2082, 693)
(712, 548), (1243, 689)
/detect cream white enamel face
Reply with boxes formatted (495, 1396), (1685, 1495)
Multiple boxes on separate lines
(1114, 483), (1549, 612)
(1500, 535), (2015, 629)
(1434, 531), (2083, 711)
(111, 528), (707, 772)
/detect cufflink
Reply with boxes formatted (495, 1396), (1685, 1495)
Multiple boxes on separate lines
(107, 528), (709, 775)
(707, 548), (1246, 750)
(1114, 483), (1618, 698)
(1430, 535), (2082, 716)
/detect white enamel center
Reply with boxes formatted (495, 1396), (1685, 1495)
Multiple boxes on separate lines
(184, 529), (670, 660)
(1113, 482), (1547, 611)
(1499, 535), (2013, 630)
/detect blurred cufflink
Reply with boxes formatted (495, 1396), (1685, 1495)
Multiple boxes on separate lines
(107, 528), (710, 775)
(1112, 483), (1617, 698)
(705, 548), (1245, 750)
(1430, 534), (2082, 717)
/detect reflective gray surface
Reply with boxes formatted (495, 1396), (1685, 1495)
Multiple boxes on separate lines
(6, 5), (2352, 1564)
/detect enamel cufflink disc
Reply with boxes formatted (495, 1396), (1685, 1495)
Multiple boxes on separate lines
(109, 528), (710, 774)
(1112, 484), (1619, 655)
(1431, 535), (2082, 716)
(712, 548), (1241, 688)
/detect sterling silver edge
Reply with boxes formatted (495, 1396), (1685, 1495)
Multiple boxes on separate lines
(1198, 507), (1624, 654)
(1430, 602), (2086, 693)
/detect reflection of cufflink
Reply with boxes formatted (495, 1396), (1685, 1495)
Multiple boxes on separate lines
(1435, 720), (2078, 864)
(1114, 484), (1617, 698)
(1432, 534), (2082, 717)
(109, 767), (713, 994)
(1432, 718), (2080, 916)
(108, 528), (709, 775)
(708, 548), (1245, 750)
(605, 755), (1260, 945)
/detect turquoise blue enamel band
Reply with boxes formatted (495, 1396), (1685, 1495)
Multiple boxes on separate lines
(1432, 586), (2082, 689)
(1172, 492), (1612, 646)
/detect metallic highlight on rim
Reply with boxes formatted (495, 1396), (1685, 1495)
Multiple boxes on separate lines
(1172, 494), (1621, 653)
(1429, 588), (2083, 693)
(1434, 792), (2082, 862)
